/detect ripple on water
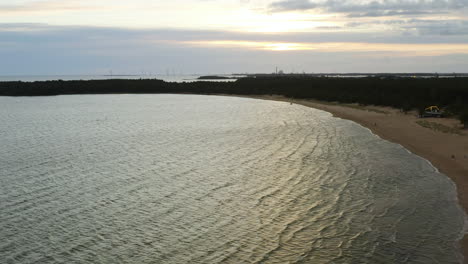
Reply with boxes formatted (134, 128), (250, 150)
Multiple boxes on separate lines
(0, 94), (464, 264)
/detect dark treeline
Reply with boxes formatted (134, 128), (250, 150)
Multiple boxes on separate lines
(236, 77), (468, 114)
(1, 77), (468, 124)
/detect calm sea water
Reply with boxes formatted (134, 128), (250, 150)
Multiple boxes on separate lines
(0, 95), (465, 263)
(0, 75), (238, 83)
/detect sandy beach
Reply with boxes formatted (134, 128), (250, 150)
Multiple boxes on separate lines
(240, 95), (468, 262)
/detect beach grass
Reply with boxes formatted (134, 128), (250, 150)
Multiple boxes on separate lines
(416, 120), (464, 135)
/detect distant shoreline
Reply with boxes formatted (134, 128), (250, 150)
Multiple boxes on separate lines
(197, 75), (235, 80)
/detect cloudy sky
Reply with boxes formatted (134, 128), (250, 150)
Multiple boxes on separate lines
(1, 0), (468, 74)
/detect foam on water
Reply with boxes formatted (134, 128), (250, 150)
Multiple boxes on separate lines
(0, 94), (465, 263)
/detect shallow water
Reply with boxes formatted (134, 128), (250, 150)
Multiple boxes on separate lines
(0, 94), (464, 263)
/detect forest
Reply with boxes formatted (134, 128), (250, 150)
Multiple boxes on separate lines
(1, 76), (467, 126)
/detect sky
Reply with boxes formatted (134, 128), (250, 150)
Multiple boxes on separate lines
(1, 0), (468, 74)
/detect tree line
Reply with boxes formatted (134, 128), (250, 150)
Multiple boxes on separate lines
(1, 76), (467, 126)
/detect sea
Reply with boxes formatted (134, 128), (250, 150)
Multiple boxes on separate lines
(0, 74), (239, 83)
(0, 74), (465, 83)
(0, 94), (465, 263)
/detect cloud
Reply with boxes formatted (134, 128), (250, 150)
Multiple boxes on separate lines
(186, 40), (468, 56)
(344, 18), (468, 36)
(1, 23), (467, 74)
(0, 1), (100, 13)
(0, 23), (467, 45)
(408, 20), (468, 35)
(269, 0), (468, 17)
(346, 10), (440, 17)
(269, 0), (318, 11)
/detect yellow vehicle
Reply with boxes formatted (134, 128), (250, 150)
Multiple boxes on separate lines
(423, 106), (443, 117)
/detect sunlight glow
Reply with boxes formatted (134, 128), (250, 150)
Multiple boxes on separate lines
(184, 40), (468, 56)
(184, 41), (311, 51)
(226, 10), (337, 32)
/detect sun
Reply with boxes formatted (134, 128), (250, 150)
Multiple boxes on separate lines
(265, 43), (307, 51)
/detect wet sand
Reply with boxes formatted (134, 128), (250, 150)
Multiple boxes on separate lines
(239, 95), (468, 263)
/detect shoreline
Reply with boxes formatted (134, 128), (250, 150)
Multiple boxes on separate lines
(2, 91), (467, 261)
(232, 94), (468, 263)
